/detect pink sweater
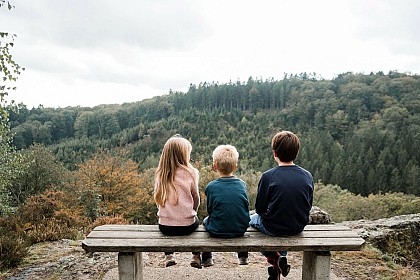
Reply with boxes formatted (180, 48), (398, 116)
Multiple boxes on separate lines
(156, 167), (200, 226)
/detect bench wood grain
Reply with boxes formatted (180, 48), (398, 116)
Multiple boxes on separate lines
(82, 224), (365, 280)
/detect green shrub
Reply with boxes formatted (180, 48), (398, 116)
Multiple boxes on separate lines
(314, 183), (420, 222)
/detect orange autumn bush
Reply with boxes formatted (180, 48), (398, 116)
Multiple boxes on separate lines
(86, 214), (129, 234)
(17, 190), (86, 243)
(74, 151), (156, 225)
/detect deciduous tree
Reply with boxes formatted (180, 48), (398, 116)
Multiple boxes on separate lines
(75, 150), (154, 222)
(0, 1), (24, 213)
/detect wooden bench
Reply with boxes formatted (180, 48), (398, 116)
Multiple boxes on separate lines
(82, 224), (365, 280)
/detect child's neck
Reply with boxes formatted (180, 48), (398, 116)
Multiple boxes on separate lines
(218, 172), (234, 177)
(278, 162), (294, 166)
(275, 158), (295, 166)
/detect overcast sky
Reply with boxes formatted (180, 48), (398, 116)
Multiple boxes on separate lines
(2, 0), (420, 108)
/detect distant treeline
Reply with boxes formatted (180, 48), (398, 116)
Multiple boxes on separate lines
(7, 71), (420, 196)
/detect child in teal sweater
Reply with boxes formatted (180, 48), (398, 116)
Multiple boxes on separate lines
(202, 145), (251, 266)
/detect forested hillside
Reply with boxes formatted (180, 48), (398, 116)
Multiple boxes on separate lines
(8, 71), (420, 196)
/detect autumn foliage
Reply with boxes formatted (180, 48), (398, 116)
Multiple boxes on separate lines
(17, 190), (84, 243)
(74, 151), (155, 224)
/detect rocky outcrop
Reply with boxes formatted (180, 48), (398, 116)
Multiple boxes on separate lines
(309, 206), (332, 224)
(340, 214), (420, 267)
(309, 207), (419, 268)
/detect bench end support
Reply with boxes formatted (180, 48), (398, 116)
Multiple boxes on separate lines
(302, 251), (331, 280)
(118, 252), (143, 280)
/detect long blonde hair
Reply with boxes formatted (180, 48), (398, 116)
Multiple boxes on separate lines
(154, 135), (194, 207)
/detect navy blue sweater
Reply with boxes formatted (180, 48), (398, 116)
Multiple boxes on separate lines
(204, 177), (250, 238)
(255, 165), (314, 236)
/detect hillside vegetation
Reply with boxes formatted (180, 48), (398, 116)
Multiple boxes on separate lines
(1, 71), (420, 272)
(7, 71), (420, 196)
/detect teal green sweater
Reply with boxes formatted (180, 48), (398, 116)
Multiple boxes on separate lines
(204, 177), (250, 238)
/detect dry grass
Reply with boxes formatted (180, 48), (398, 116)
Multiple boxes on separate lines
(331, 244), (420, 280)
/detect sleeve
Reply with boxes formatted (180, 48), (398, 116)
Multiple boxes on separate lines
(191, 168), (200, 211)
(242, 180), (250, 208)
(309, 175), (314, 207)
(205, 184), (213, 216)
(255, 173), (270, 215)
(153, 179), (159, 206)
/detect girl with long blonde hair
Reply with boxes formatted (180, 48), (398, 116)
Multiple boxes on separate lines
(154, 135), (202, 268)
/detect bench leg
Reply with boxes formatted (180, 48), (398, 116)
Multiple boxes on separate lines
(118, 252), (143, 280)
(302, 251), (331, 280)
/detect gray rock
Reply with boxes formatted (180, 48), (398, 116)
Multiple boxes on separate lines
(309, 206), (332, 224)
(340, 213), (420, 267)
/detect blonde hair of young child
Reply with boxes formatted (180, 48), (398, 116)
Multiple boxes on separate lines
(154, 135), (195, 207)
(212, 145), (239, 175)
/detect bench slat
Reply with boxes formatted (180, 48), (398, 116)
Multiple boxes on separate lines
(93, 224), (352, 232)
(87, 230), (360, 239)
(82, 237), (365, 253)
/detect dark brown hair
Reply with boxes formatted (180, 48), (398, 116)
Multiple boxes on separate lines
(271, 131), (300, 163)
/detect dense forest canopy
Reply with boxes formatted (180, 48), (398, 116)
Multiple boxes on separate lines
(7, 71), (420, 196)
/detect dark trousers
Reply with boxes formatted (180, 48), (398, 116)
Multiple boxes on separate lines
(159, 217), (200, 256)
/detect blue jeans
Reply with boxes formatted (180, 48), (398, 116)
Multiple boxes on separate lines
(249, 213), (287, 258)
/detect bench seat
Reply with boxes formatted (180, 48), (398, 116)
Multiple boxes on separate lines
(82, 224), (365, 280)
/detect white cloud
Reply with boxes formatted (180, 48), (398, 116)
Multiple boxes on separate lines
(10, 0), (210, 50)
(10, 70), (166, 108)
(349, 0), (420, 56)
(1, 0), (419, 108)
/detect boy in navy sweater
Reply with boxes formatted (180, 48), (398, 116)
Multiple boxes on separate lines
(250, 131), (314, 279)
(202, 145), (251, 267)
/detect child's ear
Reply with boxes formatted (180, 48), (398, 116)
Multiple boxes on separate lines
(233, 164), (237, 171)
(273, 150), (277, 158)
(213, 163), (218, 171)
